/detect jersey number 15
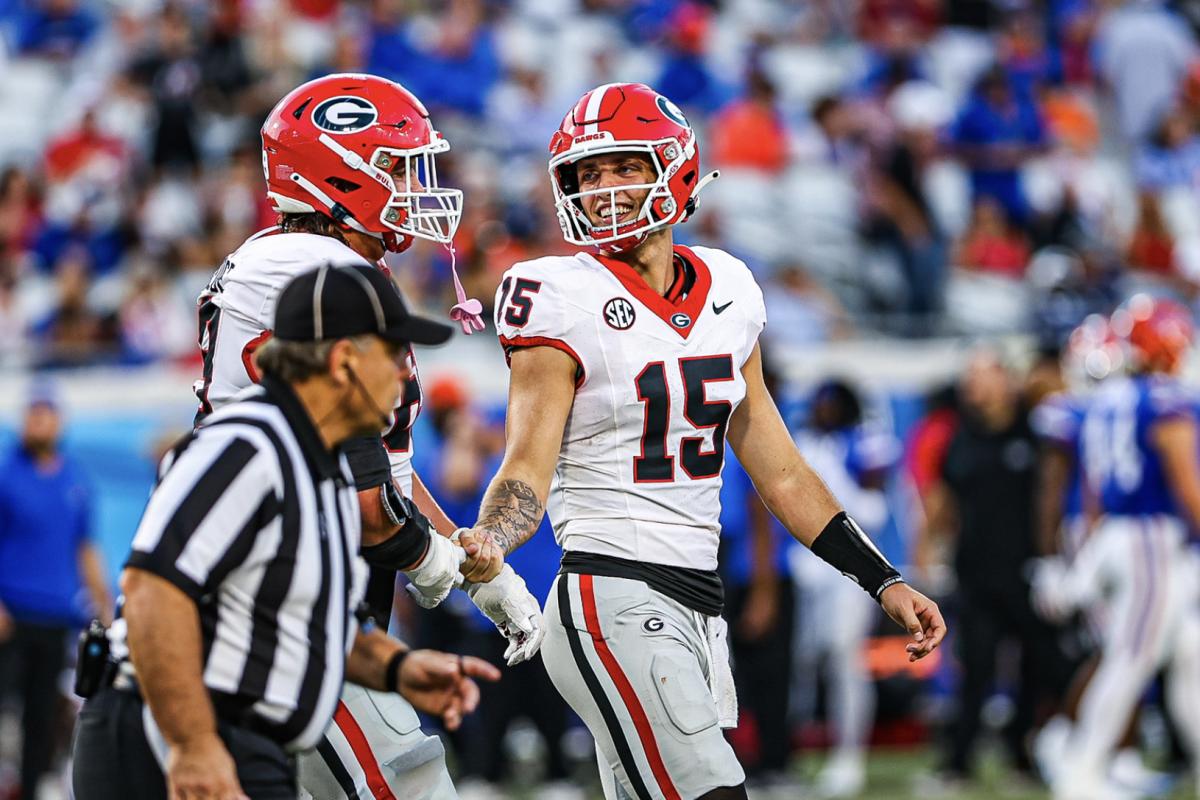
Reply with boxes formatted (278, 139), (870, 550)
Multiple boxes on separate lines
(635, 355), (735, 483)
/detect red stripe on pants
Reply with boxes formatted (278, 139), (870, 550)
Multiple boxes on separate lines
(333, 700), (398, 800)
(579, 574), (681, 800)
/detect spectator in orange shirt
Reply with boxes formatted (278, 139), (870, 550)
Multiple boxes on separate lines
(710, 69), (789, 174)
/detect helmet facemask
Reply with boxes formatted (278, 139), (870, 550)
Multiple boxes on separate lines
(314, 133), (463, 252)
(549, 139), (690, 252)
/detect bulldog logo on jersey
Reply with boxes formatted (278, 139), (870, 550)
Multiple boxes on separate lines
(670, 312), (691, 329)
(604, 297), (636, 330)
(312, 96), (378, 134)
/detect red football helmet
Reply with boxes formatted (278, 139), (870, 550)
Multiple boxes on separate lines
(548, 83), (718, 253)
(1111, 294), (1194, 374)
(1064, 313), (1125, 389)
(261, 73), (462, 253)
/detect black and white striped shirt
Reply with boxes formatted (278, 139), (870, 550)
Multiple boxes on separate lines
(121, 376), (367, 752)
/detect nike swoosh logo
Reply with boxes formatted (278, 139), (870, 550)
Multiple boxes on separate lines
(712, 300), (733, 315)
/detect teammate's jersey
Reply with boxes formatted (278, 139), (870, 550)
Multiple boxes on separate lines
(193, 228), (423, 494)
(1032, 390), (1088, 518)
(494, 245), (766, 571)
(1079, 374), (1194, 516)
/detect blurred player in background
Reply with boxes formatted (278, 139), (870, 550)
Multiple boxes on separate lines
(790, 379), (902, 798)
(194, 73), (541, 799)
(1052, 296), (1200, 800)
(470, 82), (944, 800)
(718, 447), (794, 792)
(1028, 315), (1165, 793)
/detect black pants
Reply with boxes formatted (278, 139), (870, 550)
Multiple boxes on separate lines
(0, 621), (68, 800)
(943, 579), (1071, 776)
(725, 578), (796, 776)
(72, 687), (297, 799)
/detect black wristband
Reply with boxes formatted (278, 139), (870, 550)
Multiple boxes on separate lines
(384, 648), (409, 693)
(361, 488), (432, 570)
(810, 511), (904, 601)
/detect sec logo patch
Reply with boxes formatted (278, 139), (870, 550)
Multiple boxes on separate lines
(604, 297), (636, 330)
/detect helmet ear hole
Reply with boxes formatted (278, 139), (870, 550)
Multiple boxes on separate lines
(682, 170), (695, 186)
(558, 164), (580, 197)
(325, 176), (361, 193)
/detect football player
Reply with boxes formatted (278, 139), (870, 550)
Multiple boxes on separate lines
(790, 380), (902, 798)
(194, 73), (542, 799)
(1053, 296), (1200, 800)
(462, 82), (945, 800)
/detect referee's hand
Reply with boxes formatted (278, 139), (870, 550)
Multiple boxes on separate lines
(398, 650), (502, 731)
(165, 733), (248, 800)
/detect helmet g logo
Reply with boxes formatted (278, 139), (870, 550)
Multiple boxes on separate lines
(604, 297), (636, 330)
(312, 96), (378, 134)
(656, 95), (689, 128)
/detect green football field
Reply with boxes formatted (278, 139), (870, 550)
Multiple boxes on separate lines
(493, 745), (1196, 799)
(756, 747), (1196, 800)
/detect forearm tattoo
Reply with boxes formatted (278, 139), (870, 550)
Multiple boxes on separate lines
(477, 479), (543, 553)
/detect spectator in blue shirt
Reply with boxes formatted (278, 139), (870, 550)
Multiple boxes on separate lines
(12, 0), (98, 60)
(367, 5), (500, 118)
(0, 385), (111, 800)
(951, 66), (1047, 228)
(1134, 105), (1200, 191)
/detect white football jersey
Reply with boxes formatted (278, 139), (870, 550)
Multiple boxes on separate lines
(494, 245), (766, 571)
(194, 228), (423, 494)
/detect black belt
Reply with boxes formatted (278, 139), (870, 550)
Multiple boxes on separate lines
(559, 551), (724, 616)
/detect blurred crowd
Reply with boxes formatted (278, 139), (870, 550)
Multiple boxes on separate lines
(7, 0), (1200, 367)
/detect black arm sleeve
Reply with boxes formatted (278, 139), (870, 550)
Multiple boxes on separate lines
(341, 435), (390, 491)
(810, 512), (904, 600)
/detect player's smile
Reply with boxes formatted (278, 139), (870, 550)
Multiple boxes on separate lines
(575, 152), (655, 227)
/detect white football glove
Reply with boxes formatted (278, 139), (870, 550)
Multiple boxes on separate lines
(403, 532), (466, 609)
(1030, 556), (1080, 623)
(467, 564), (545, 666)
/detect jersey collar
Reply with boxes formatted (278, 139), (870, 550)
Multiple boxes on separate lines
(590, 245), (712, 339)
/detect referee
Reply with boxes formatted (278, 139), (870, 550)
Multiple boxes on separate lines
(71, 263), (500, 800)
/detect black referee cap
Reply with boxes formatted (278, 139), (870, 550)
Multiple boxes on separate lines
(274, 264), (453, 346)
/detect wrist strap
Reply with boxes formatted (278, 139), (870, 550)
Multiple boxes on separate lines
(361, 485), (432, 571)
(810, 511), (904, 601)
(380, 481), (408, 528)
(384, 649), (409, 693)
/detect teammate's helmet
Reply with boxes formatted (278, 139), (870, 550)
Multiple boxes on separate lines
(548, 83), (718, 253)
(261, 73), (462, 254)
(1111, 295), (1194, 374)
(1063, 313), (1125, 389)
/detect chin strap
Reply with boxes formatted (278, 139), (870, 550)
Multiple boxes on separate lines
(447, 243), (485, 335)
(682, 169), (720, 219)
